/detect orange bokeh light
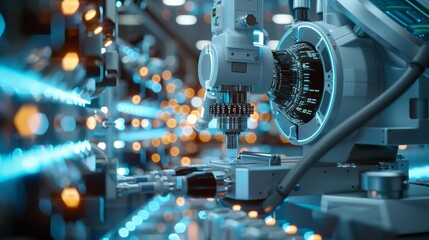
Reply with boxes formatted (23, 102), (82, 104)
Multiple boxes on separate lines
(61, 187), (80, 208)
(139, 66), (149, 77)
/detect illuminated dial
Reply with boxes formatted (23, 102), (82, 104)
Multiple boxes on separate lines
(268, 42), (324, 125)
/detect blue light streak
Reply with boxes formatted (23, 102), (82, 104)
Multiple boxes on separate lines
(132, 216), (143, 225)
(114, 118), (126, 131)
(282, 223), (290, 231)
(116, 102), (161, 118)
(303, 231), (315, 240)
(118, 228), (129, 238)
(118, 193), (172, 238)
(264, 215), (274, 222)
(118, 128), (168, 142)
(0, 13), (5, 38)
(119, 45), (140, 62)
(168, 233), (181, 240)
(138, 210), (150, 220)
(158, 194), (171, 202)
(148, 201), (160, 211)
(125, 221), (136, 231)
(174, 222), (187, 233)
(0, 66), (90, 106)
(409, 165), (429, 180)
(0, 140), (91, 182)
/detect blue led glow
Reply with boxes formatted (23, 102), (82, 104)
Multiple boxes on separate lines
(118, 228), (129, 238)
(124, 195), (175, 236)
(148, 201), (160, 211)
(175, 92), (186, 104)
(116, 1), (122, 8)
(116, 102), (161, 118)
(102, 238), (109, 240)
(409, 165), (429, 180)
(119, 45), (139, 62)
(198, 211), (207, 220)
(145, 80), (153, 88)
(117, 167), (127, 176)
(130, 73), (140, 84)
(168, 233), (181, 240)
(0, 13), (4, 38)
(114, 118), (126, 131)
(0, 140), (91, 182)
(125, 221), (136, 231)
(264, 215), (274, 222)
(174, 222), (187, 233)
(113, 141), (125, 149)
(253, 30), (264, 47)
(152, 82), (162, 93)
(0, 66), (90, 106)
(138, 210), (150, 220)
(157, 194), (171, 202)
(282, 223), (290, 231)
(303, 231), (315, 240)
(118, 128), (167, 142)
(132, 215), (143, 225)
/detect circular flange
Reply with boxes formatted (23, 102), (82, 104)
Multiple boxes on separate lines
(361, 170), (406, 199)
(273, 22), (342, 145)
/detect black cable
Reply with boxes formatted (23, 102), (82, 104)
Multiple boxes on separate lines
(262, 44), (429, 213)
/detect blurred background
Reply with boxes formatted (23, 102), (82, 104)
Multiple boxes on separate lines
(0, 0), (302, 239)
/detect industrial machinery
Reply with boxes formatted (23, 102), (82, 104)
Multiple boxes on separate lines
(2, 0), (429, 239)
(119, 0), (429, 239)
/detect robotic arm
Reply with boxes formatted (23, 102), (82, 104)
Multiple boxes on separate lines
(196, 0), (274, 162)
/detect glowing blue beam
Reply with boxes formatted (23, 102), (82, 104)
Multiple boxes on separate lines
(118, 128), (168, 142)
(0, 66), (90, 106)
(116, 102), (161, 118)
(114, 194), (171, 238)
(0, 140), (91, 182)
(409, 165), (429, 180)
(174, 218), (191, 234)
(0, 13), (5, 38)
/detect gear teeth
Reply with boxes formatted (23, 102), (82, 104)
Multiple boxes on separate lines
(209, 104), (254, 117)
